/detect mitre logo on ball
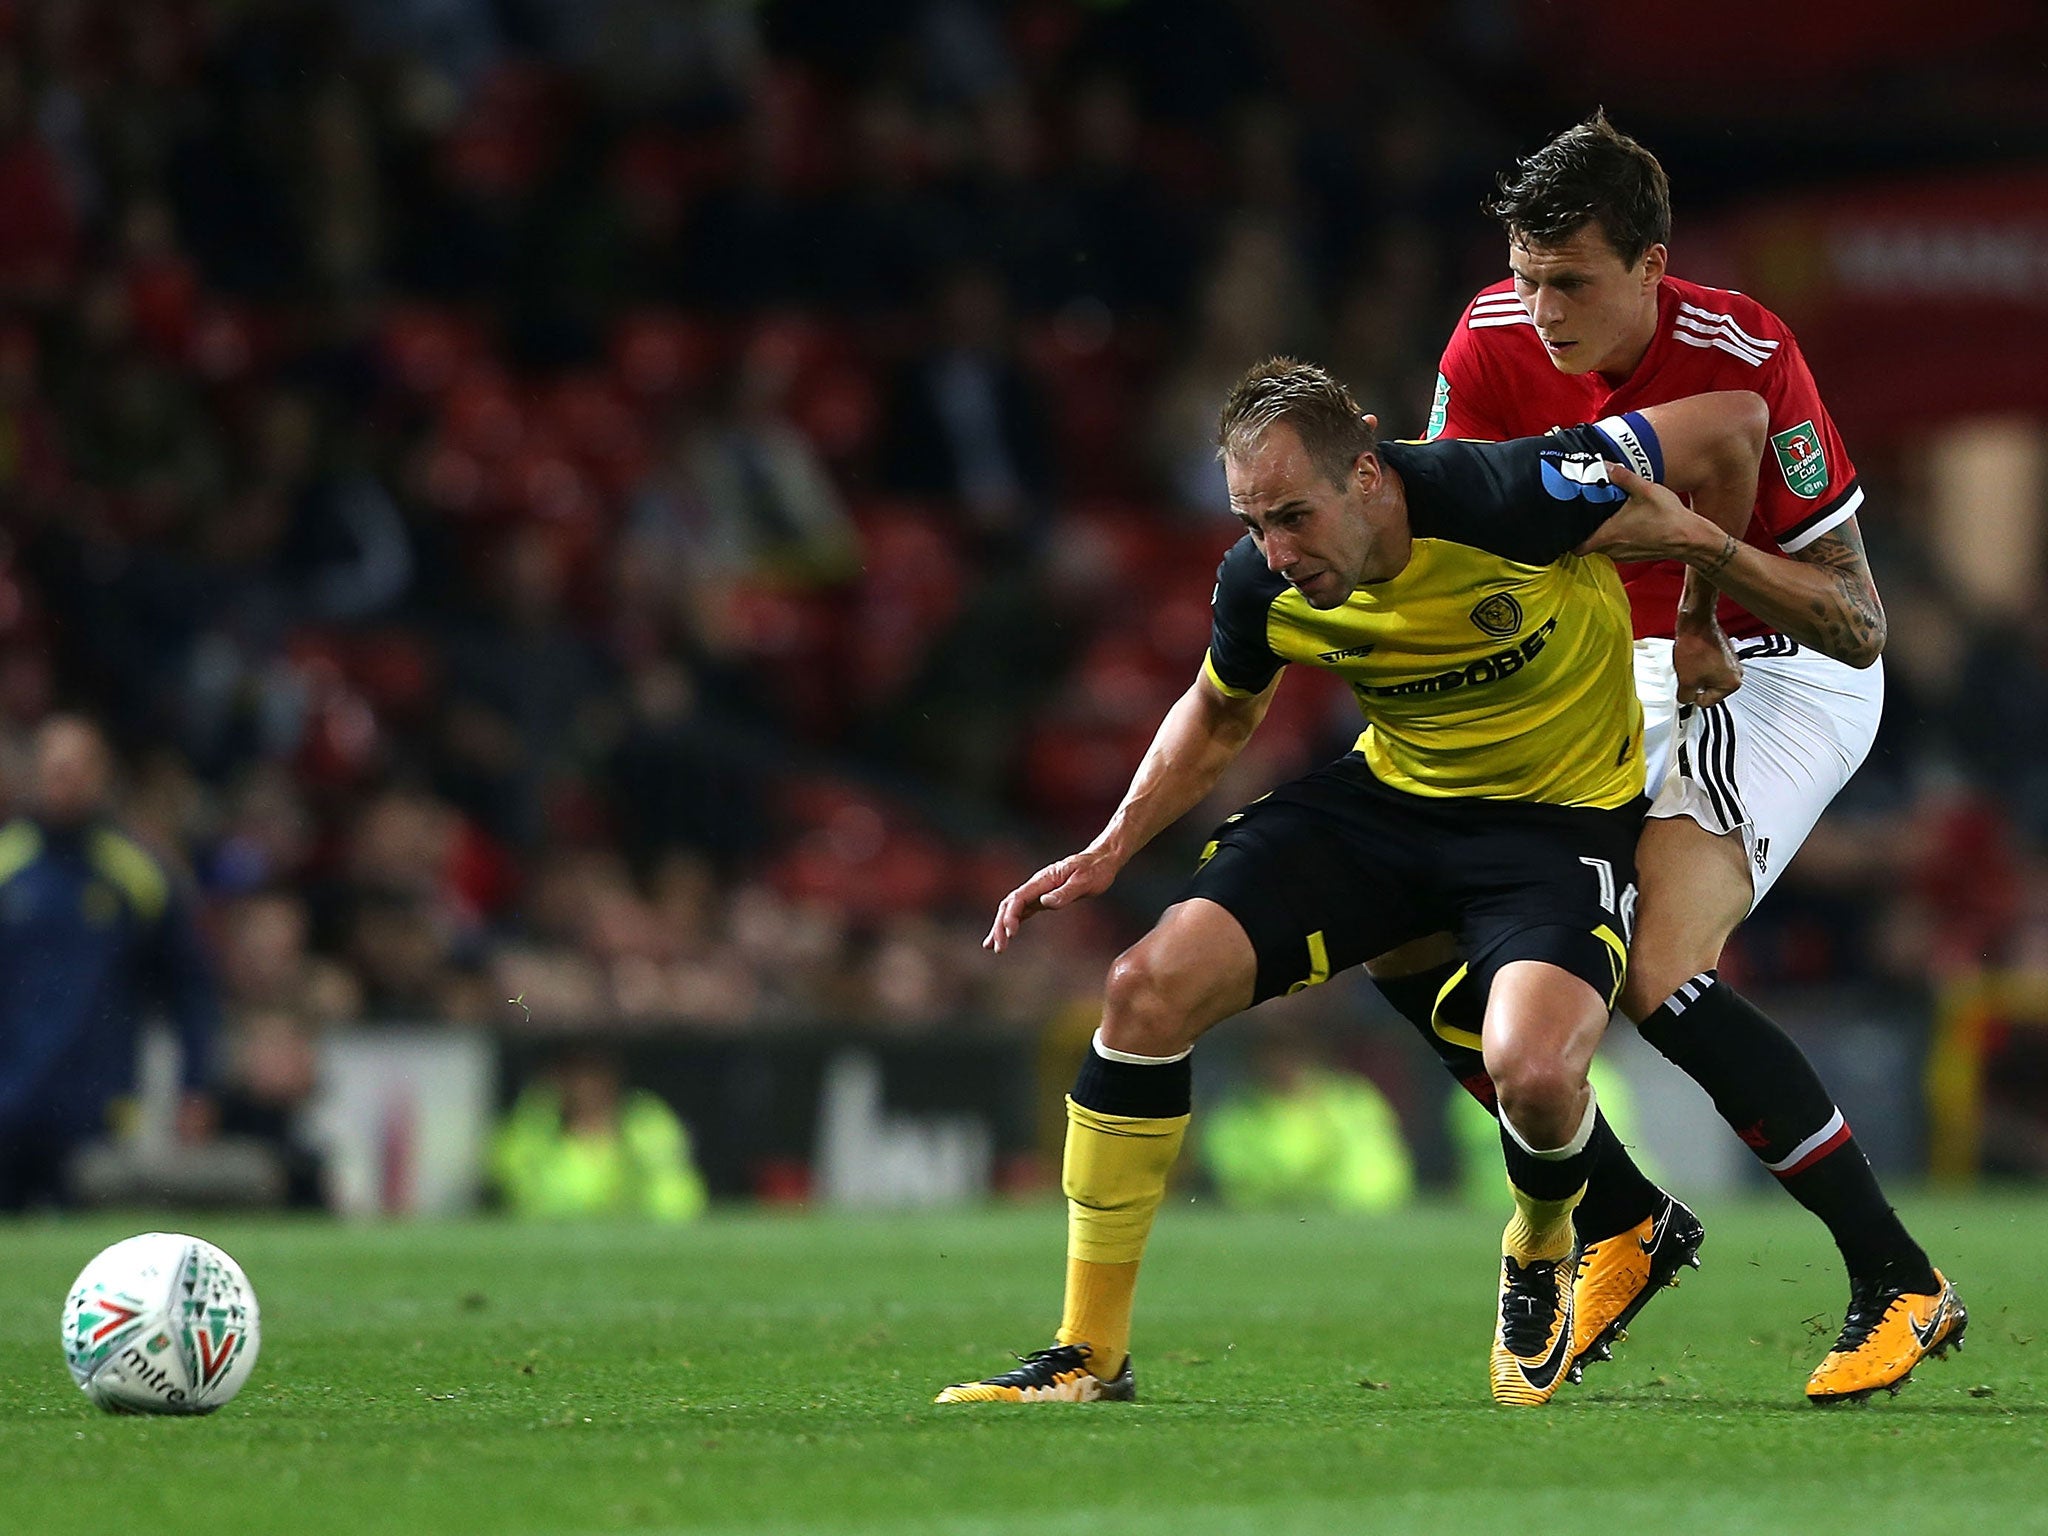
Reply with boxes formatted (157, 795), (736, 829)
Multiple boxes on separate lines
(60, 1233), (260, 1415)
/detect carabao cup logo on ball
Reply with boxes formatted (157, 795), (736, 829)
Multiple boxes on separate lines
(61, 1233), (260, 1415)
(1538, 451), (1625, 505)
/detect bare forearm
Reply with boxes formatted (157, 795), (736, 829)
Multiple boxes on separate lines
(1094, 679), (1271, 862)
(1688, 528), (1886, 667)
(1639, 391), (1767, 532)
(1675, 564), (1720, 632)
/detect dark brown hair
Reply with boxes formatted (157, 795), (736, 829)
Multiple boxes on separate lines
(1215, 357), (1374, 488)
(1483, 110), (1671, 266)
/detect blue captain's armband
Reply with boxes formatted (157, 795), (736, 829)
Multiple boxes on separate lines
(1591, 411), (1663, 483)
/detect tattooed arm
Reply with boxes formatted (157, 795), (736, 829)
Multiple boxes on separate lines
(1584, 467), (1887, 669)
(1685, 516), (1887, 668)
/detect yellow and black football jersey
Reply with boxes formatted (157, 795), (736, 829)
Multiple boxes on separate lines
(1204, 416), (1658, 810)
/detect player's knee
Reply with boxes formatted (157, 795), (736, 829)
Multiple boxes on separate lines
(1488, 1052), (1585, 1146)
(1099, 946), (1199, 1058)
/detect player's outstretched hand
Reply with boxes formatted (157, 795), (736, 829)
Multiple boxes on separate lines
(1576, 462), (1717, 563)
(985, 848), (1120, 953)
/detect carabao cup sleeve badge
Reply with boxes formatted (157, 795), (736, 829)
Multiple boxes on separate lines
(1771, 421), (1829, 500)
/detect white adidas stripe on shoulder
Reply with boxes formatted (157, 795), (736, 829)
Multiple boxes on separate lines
(1673, 331), (1772, 367)
(1673, 313), (1772, 358)
(1673, 312), (1776, 358)
(1470, 312), (1535, 329)
(1675, 316), (1777, 365)
(1677, 301), (1778, 355)
(1672, 317), (1772, 366)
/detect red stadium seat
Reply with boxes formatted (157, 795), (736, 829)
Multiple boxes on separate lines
(440, 366), (528, 461)
(380, 305), (493, 397)
(542, 372), (650, 499)
(186, 300), (265, 382)
(846, 502), (963, 704)
(610, 309), (723, 402)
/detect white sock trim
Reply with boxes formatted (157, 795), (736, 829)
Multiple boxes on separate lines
(1091, 1028), (1192, 1066)
(1658, 971), (1719, 1018)
(1501, 1087), (1599, 1161)
(1761, 1106), (1847, 1173)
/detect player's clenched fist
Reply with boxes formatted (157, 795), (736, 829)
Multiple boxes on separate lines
(984, 847), (1122, 952)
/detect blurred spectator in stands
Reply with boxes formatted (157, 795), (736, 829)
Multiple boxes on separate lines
(0, 55), (82, 307)
(0, 323), (69, 521)
(941, 89), (1077, 312)
(823, 85), (947, 314)
(1954, 613), (2048, 847)
(677, 68), (831, 312)
(163, 6), (317, 299)
(727, 878), (858, 1023)
(214, 1005), (327, 1208)
(1060, 71), (1192, 316)
(882, 263), (1053, 561)
(350, 888), (477, 1024)
(217, 889), (363, 1024)
(0, 715), (221, 1209)
(1326, 222), (1448, 438)
(570, 0), (764, 116)
(300, 77), (388, 298)
(602, 656), (769, 873)
(439, 525), (614, 846)
(1147, 216), (1319, 515)
(204, 762), (318, 895)
(236, 388), (414, 624)
(658, 326), (861, 589)
(356, 0), (507, 91)
(642, 849), (761, 1023)
(184, 388), (414, 772)
(1199, 1026), (1413, 1213)
(859, 914), (961, 1033)
(491, 843), (754, 1027)
(492, 1046), (706, 1221)
(336, 782), (499, 1021)
(57, 263), (228, 542)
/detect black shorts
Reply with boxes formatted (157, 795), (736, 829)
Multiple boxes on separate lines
(1181, 754), (1645, 1042)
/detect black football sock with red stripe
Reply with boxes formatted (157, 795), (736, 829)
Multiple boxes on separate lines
(1636, 970), (1935, 1289)
(1376, 963), (1664, 1243)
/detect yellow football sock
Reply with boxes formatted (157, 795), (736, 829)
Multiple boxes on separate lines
(1055, 1256), (1140, 1372)
(1054, 1096), (1188, 1370)
(1503, 1179), (1586, 1264)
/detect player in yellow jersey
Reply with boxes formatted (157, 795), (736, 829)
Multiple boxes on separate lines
(936, 358), (1769, 1407)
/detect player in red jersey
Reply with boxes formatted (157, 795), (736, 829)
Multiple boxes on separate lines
(1374, 114), (1962, 1403)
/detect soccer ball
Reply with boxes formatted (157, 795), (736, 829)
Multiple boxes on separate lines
(60, 1233), (260, 1415)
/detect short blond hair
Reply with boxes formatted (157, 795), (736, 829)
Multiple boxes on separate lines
(1216, 357), (1374, 488)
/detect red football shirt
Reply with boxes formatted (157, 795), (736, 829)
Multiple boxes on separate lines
(1426, 275), (1863, 641)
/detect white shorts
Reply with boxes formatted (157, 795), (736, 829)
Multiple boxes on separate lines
(1635, 636), (1883, 910)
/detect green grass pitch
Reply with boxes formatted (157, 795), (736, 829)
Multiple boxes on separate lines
(5, 1194), (2046, 1535)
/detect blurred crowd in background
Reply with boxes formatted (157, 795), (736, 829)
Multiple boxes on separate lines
(1, 0), (2047, 1199)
